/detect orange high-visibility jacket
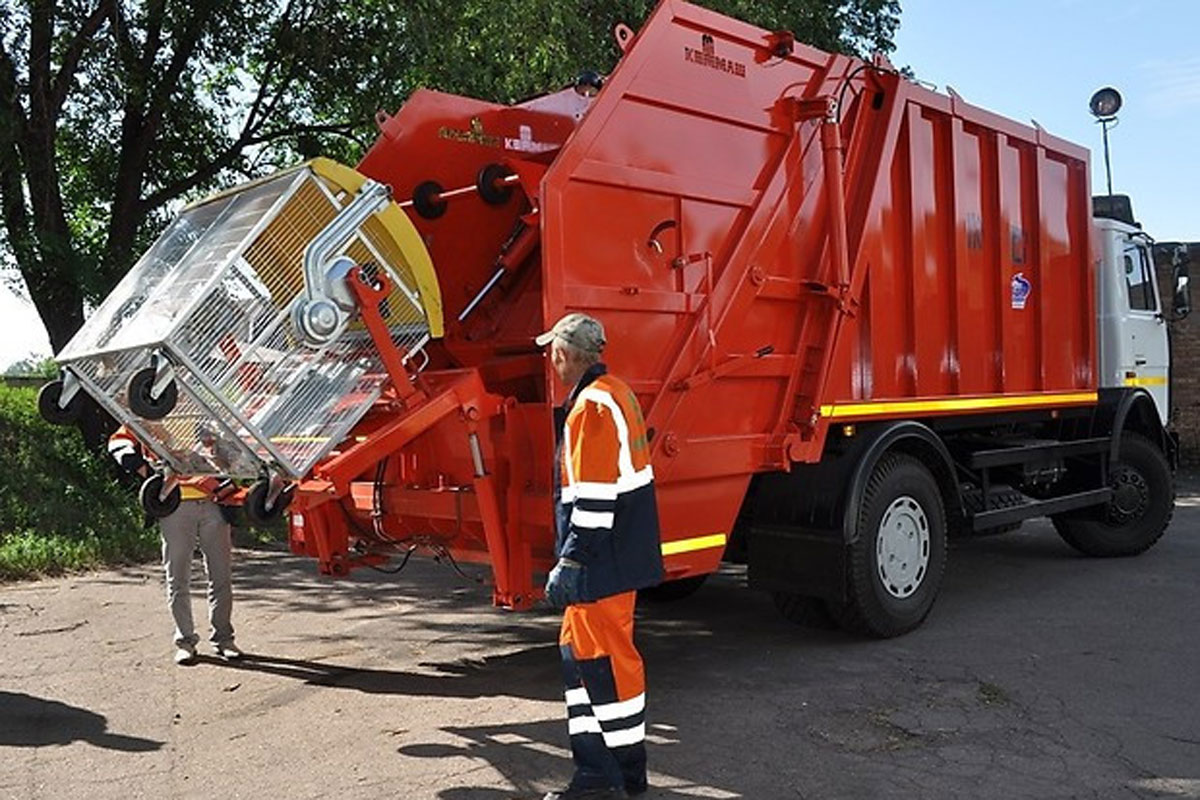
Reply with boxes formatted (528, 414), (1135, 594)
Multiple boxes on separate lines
(556, 364), (664, 601)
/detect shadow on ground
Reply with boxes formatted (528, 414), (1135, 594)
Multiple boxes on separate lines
(0, 691), (162, 752)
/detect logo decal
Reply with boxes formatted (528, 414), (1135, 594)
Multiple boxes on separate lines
(684, 33), (747, 78)
(1011, 272), (1031, 310)
(438, 117), (502, 148)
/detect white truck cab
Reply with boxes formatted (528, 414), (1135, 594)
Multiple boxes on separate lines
(1094, 196), (1191, 425)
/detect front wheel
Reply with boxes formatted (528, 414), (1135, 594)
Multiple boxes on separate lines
(834, 453), (948, 638)
(1052, 433), (1173, 557)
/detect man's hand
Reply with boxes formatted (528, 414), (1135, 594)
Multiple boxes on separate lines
(545, 558), (584, 609)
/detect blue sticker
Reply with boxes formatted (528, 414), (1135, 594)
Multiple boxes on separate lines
(1011, 272), (1031, 310)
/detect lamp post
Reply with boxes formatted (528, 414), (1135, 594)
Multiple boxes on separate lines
(1089, 87), (1122, 197)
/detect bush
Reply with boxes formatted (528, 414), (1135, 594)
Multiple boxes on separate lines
(0, 383), (153, 579)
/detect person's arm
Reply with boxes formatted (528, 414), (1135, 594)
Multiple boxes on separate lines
(560, 396), (623, 564)
(107, 429), (150, 478)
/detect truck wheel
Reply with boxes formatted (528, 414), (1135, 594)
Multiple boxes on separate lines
(836, 453), (947, 638)
(1052, 433), (1173, 557)
(140, 475), (181, 519)
(772, 592), (839, 630)
(639, 575), (707, 603)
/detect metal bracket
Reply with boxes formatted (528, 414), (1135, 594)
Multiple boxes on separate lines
(151, 351), (176, 400)
(58, 369), (82, 410)
(294, 180), (392, 346)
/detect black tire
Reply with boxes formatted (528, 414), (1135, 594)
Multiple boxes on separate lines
(1052, 433), (1173, 557)
(140, 475), (181, 519)
(127, 367), (177, 420)
(834, 453), (948, 638)
(772, 592), (839, 630)
(639, 575), (707, 603)
(37, 380), (82, 425)
(244, 480), (294, 526)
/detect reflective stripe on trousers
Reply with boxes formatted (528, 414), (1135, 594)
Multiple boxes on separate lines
(559, 590), (647, 791)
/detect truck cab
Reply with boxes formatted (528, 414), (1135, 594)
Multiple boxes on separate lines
(1093, 195), (1189, 424)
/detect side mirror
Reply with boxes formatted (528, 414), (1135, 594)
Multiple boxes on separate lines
(1172, 245), (1191, 320)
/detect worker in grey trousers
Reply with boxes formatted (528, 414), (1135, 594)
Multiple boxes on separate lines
(109, 426), (242, 665)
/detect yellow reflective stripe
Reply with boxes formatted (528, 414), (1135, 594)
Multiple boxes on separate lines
(179, 486), (207, 501)
(819, 391), (1098, 419)
(1123, 376), (1167, 387)
(661, 533), (727, 557)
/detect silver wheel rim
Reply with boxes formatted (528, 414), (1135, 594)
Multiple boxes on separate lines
(876, 495), (930, 599)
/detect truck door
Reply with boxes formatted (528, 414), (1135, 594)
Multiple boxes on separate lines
(1119, 237), (1169, 421)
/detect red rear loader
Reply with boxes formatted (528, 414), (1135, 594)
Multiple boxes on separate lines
(220, 1), (1186, 636)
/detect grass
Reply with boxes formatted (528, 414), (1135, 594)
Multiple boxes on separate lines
(0, 527), (160, 581)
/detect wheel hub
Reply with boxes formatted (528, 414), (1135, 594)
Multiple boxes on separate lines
(876, 495), (930, 599)
(1108, 466), (1149, 524)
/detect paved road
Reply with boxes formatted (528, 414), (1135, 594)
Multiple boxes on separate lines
(2, 488), (1200, 799)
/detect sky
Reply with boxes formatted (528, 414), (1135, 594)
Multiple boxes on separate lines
(891, 0), (1200, 242)
(3, 0), (1198, 371)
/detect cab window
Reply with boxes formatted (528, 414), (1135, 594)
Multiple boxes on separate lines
(1123, 244), (1157, 312)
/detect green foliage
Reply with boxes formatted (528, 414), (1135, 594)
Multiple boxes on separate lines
(3, 356), (57, 378)
(0, 384), (151, 579)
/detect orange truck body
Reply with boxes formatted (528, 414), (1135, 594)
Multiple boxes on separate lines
(287, 0), (1100, 608)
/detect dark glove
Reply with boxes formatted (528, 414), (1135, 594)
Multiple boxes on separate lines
(545, 558), (584, 609)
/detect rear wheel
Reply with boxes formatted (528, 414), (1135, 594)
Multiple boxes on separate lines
(1052, 433), (1173, 557)
(834, 453), (947, 638)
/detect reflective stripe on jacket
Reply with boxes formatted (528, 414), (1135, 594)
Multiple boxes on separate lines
(556, 364), (664, 601)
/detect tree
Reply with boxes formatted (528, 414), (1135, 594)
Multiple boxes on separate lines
(0, 0), (899, 353)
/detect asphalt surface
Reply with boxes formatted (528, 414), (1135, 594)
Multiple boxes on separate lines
(2, 484), (1200, 799)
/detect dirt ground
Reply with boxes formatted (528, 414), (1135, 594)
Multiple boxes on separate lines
(3, 487), (1200, 799)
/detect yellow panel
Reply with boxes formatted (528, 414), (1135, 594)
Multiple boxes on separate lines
(309, 158), (444, 337)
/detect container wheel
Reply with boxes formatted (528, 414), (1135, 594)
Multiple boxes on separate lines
(835, 452), (948, 638)
(127, 367), (177, 420)
(1052, 433), (1173, 557)
(639, 575), (707, 603)
(245, 480), (294, 526)
(140, 475), (181, 519)
(37, 380), (82, 425)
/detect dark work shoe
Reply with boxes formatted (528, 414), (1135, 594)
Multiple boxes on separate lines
(542, 787), (628, 800)
(625, 780), (648, 796)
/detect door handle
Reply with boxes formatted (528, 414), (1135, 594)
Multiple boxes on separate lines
(1134, 358), (1147, 366)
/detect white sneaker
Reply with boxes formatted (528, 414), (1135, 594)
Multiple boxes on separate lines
(215, 642), (243, 661)
(174, 645), (197, 666)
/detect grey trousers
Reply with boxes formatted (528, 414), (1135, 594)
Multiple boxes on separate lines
(160, 500), (234, 648)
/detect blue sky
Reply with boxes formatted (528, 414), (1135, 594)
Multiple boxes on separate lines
(4, 0), (1198, 370)
(892, 0), (1200, 243)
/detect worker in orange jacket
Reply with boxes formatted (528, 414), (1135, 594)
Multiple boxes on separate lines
(108, 425), (242, 665)
(538, 313), (664, 800)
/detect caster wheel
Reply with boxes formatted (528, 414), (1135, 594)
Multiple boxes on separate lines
(140, 475), (181, 519)
(245, 480), (294, 526)
(127, 367), (177, 420)
(37, 380), (82, 425)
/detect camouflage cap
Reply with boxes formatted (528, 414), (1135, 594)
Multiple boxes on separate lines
(534, 312), (606, 354)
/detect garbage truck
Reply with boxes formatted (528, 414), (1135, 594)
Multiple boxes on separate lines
(39, 0), (1190, 637)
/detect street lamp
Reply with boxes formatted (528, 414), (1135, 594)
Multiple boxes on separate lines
(1089, 87), (1122, 196)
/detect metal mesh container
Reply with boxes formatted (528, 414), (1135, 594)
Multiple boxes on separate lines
(56, 159), (443, 480)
